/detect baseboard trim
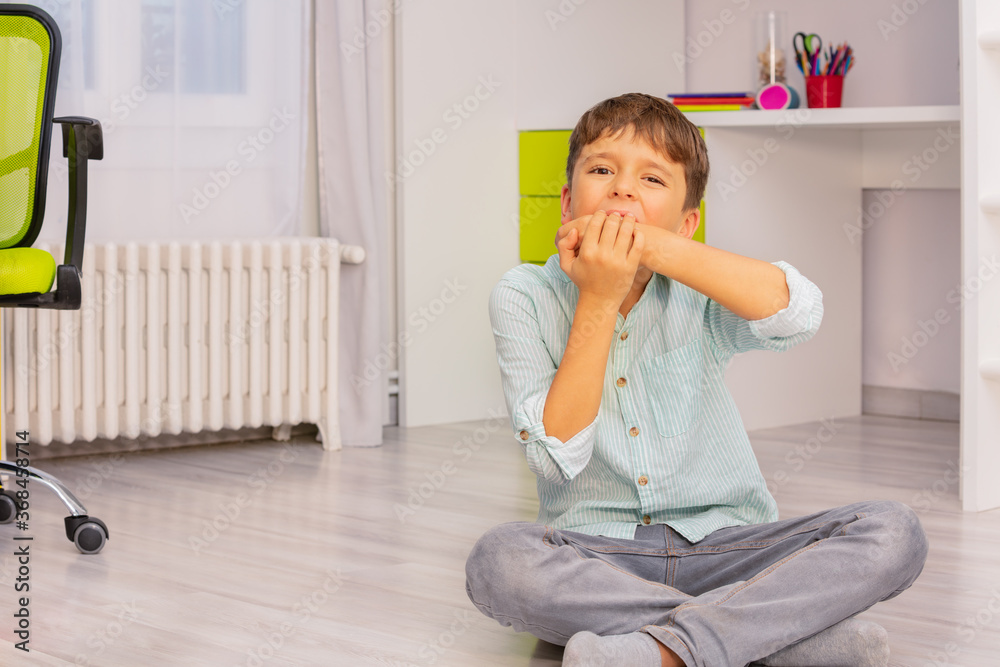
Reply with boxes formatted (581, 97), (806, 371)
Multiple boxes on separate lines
(31, 424), (320, 461)
(862, 385), (959, 422)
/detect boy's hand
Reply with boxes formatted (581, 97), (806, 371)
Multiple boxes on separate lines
(556, 211), (644, 306)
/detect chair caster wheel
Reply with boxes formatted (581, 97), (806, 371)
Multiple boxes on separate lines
(0, 491), (17, 524)
(66, 516), (109, 554)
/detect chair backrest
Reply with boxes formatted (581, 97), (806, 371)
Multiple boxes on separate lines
(0, 4), (61, 250)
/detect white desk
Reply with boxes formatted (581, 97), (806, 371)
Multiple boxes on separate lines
(690, 101), (1000, 512)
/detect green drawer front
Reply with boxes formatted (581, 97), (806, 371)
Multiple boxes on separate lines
(519, 130), (572, 196)
(520, 196), (562, 263)
(693, 199), (705, 245)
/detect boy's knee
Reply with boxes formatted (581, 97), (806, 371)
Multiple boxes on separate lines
(466, 521), (542, 578)
(867, 500), (929, 584)
(465, 522), (545, 608)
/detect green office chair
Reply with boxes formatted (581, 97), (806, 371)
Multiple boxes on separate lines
(0, 4), (108, 553)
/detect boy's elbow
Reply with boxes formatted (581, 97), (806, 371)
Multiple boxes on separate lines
(774, 281), (791, 316)
(755, 286), (790, 321)
(542, 421), (583, 446)
(788, 293), (823, 343)
(785, 272), (824, 337)
(807, 296), (825, 336)
(525, 445), (576, 486)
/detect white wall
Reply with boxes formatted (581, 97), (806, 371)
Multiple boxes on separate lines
(862, 190), (961, 393)
(395, 1), (518, 427)
(396, 0), (688, 427)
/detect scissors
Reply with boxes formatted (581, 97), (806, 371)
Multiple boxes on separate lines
(793, 32), (823, 74)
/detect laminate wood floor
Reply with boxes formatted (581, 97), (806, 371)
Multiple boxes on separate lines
(0, 414), (997, 666)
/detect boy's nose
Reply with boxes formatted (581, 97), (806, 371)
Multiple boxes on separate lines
(610, 179), (636, 199)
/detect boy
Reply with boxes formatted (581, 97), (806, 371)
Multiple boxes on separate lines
(465, 94), (928, 667)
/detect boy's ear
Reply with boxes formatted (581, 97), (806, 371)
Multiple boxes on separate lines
(560, 184), (572, 223)
(679, 206), (701, 240)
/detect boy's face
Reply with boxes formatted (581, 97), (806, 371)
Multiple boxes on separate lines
(561, 128), (699, 239)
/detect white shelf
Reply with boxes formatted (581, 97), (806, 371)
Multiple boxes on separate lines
(980, 360), (1000, 382)
(683, 105), (960, 131)
(981, 196), (1000, 215)
(979, 31), (1000, 50)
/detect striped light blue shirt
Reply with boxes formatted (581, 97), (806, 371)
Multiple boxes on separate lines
(489, 254), (823, 543)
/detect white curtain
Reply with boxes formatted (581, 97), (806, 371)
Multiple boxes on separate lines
(12, 0), (310, 243)
(314, 0), (389, 446)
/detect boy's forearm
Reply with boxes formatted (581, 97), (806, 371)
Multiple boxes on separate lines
(640, 224), (790, 321)
(543, 293), (619, 443)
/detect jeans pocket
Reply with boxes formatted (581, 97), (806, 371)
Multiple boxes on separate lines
(641, 340), (703, 438)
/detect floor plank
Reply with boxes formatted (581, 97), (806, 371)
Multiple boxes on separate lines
(1, 414), (997, 665)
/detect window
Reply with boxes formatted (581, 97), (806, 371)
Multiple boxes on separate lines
(81, 0), (95, 89)
(32, 0), (307, 242)
(140, 0), (246, 95)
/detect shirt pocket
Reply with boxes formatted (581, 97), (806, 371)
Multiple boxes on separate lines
(640, 340), (703, 438)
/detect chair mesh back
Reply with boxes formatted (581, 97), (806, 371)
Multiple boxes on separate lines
(0, 14), (51, 249)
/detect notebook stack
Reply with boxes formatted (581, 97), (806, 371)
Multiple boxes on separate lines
(667, 92), (755, 112)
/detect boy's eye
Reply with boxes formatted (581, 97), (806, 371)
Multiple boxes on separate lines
(645, 176), (664, 185)
(590, 167), (611, 175)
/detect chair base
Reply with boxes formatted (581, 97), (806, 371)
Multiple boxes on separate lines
(0, 460), (109, 553)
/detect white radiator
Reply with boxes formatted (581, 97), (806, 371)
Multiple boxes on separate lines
(4, 239), (365, 450)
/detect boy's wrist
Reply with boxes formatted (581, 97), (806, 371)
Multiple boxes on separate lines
(637, 224), (675, 275)
(577, 290), (624, 315)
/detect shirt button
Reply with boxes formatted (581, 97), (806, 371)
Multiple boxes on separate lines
(629, 427), (639, 437)
(519, 430), (529, 441)
(642, 515), (651, 525)
(616, 377), (627, 388)
(638, 475), (648, 486)
(620, 331), (629, 341)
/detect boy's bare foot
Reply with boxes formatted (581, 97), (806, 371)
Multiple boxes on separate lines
(756, 618), (890, 667)
(563, 631), (685, 666)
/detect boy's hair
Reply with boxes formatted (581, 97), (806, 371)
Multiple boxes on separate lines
(565, 93), (709, 212)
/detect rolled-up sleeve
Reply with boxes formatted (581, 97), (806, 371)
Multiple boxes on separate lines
(705, 261), (824, 358)
(489, 279), (596, 484)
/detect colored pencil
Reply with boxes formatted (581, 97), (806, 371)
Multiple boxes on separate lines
(675, 104), (746, 112)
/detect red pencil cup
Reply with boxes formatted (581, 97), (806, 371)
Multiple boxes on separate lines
(805, 75), (844, 108)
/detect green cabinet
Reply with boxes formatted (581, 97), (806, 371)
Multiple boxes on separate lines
(519, 131), (571, 263)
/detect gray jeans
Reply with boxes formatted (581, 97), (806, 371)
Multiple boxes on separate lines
(465, 500), (928, 667)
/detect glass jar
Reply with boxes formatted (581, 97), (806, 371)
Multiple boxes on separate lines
(755, 10), (789, 89)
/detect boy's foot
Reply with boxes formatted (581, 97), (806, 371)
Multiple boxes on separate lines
(562, 631), (663, 666)
(756, 618), (890, 667)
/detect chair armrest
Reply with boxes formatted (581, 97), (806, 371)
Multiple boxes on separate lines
(53, 116), (103, 272)
(54, 116), (104, 160)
